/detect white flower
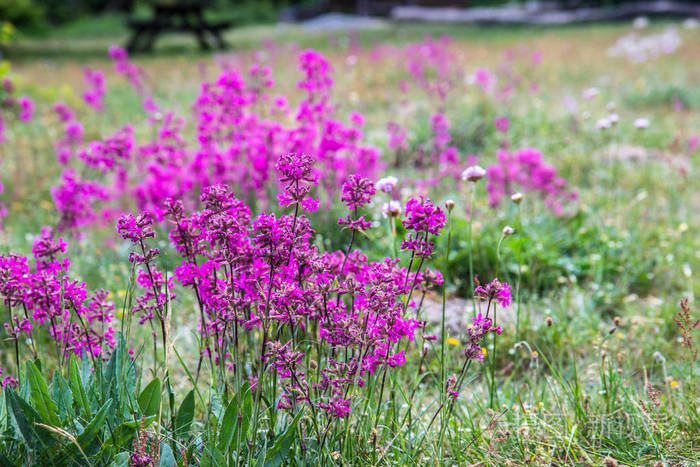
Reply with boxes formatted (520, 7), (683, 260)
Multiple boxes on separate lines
(683, 18), (699, 30)
(634, 117), (650, 129)
(461, 165), (486, 182)
(596, 118), (611, 130)
(608, 113), (619, 124)
(382, 200), (402, 218)
(633, 16), (649, 29)
(582, 87), (599, 100)
(376, 176), (398, 193)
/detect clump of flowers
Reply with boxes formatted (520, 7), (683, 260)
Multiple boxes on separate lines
(485, 147), (577, 215)
(0, 227), (117, 381)
(117, 153), (425, 433)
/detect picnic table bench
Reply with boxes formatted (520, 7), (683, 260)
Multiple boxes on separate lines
(126, 1), (234, 53)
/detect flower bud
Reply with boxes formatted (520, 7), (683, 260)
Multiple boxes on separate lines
(502, 225), (515, 236)
(445, 199), (455, 211)
(511, 192), (523, 204)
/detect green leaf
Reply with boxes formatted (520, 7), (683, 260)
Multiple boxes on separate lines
(264, 410), (303, 467)
(137, 378), (161, 418)
(174, 390), (195, 439)
(159, 442), (177, 467)
(217, 395), (238, 453)
(24, 361), (58, 426)
(0, 388), (7, 432)
(111, 451), (130, 467)
(50, 371), (74, 422)
(5, 388), (55, 451)
(239, 389), (253, 444)
(200, 445), (226, 467)
(77, 398), (112, 448)
(70, 355), (91, 418)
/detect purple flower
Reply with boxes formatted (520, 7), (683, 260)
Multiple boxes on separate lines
(494, 115), (510, 133)
(403, 197), (445, 236)
(474, 279), (512, 308)
(18, 96), (34, 121)
(117, 213), (155, 243)
(341, 175), (375, 210)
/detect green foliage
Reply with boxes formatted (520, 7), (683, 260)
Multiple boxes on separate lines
(0, 336), (171, 465)
(0, 0), (44, 28)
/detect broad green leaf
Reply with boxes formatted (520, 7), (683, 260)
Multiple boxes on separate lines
(159, 442), (177, 467)
(200, 445), (226, 467)
(264, 410), (303, 467)
(111, 451), (130, 467)
(217, 395), (238, 452)
(239, 389), (253, 445)
(50, 371), (74, 422)
(137, 378), (161, 417)
(77, 398), (112, 448)
(25, 361), (59, 425)
(174, 390), (195, 439)
(70, 355), (91, 418)
(5, 388), (55, 450)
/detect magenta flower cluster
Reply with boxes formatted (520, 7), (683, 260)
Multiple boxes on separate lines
(41, 47), (383, 235)
(111, 153), (435, 420)
(485, 148), (578, 216)
(0, 228), (117, 383)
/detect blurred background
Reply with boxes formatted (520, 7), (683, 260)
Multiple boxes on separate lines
(1, 0), (699, 56)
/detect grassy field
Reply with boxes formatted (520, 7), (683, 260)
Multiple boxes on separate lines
(1, 16), (699, 466)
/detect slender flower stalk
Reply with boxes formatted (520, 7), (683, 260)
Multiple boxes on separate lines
(462, 166), (484, 317)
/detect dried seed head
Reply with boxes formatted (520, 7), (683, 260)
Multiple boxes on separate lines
(613, 316), (621, 326)
(545, 316), (553, 327)
(331, 451), (341, 460)
(603, 456), (619, 467)
(309, 359), (318, 370)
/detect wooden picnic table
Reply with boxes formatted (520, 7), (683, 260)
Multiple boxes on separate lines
(126, 1), (233, 53)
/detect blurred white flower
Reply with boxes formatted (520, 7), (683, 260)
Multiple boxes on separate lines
(376, 176), (398, 193)
(382, 200), (402, 218)
(461, 165), (486, 182)
(634, 117), (650, 129)
(633, 16), (649, 29)
(582, 87), (599, 100)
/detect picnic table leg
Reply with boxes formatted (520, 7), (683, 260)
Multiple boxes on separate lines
(126, 29), (143, 53)
(193, 27), (212, 50)
(142, 28), (159, 52)
(210, 29), (228, 50)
